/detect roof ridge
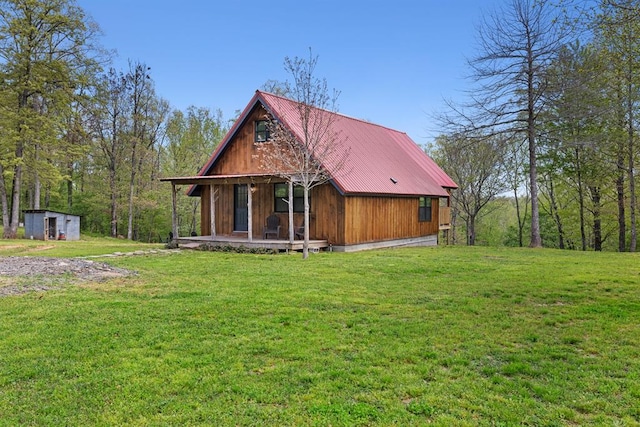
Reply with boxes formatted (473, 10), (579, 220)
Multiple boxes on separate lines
(257, 90), (408, 136)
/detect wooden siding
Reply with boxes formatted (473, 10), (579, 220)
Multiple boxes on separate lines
(439, 206), (452, 230)
(201, 182), (345, 243)
(310, 183), (344, 245)
(343, 196), (440, 245)
(201, 182), (441, 245)
(210, 105), (275, 175)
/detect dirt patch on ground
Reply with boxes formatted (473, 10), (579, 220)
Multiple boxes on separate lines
(0, 256), (134, 297)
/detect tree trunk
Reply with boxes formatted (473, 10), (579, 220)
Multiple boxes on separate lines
(44, 185), (50, 209)
(528, 61), (541, 248)
(514, 188), (524, 248)
(450, 205), (458, 245)
(288, 180), (294, 244)
(34, 173), (41, 210)
(616, 147), (626, 252)
(67, 162), (74, 210)
(0, 163), (10, 234)
(575, 147), (587, 251)
(127, 177), (135, 240)
(303, 185), (310, 259)
(7, 142), (24, 239)
(591, 186), (602, 251)
(547, 178), (565, 249)
(33, 145), (41, 210)
(467, 215), (476, 246)
(127, 133), (137, 240)
(6, 90), (29, 239)
(628, 89), (637, 251)
(109, 166), (117, 238)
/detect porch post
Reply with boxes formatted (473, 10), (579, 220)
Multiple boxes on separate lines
(288, 180), (294, 243)
(209, 184), (216, 237)
(171, 183), (178, 242)
(247, 184), (253, 242)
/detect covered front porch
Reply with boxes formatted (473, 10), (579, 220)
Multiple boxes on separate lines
(160, 174), (328, 251)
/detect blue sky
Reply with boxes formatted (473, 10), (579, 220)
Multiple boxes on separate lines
(77, 0), (502, 145)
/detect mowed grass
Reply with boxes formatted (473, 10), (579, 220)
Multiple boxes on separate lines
(0, 235), (163, 257)
(1, 244), (639, 426)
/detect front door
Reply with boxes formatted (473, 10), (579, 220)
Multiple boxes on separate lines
(234, 184), (248, 232)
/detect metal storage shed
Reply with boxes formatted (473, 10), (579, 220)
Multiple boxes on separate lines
(23, 210), (81, 241)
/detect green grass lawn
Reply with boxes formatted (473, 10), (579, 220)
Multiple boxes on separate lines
(1, 243), (639, 426)
(0, 235), (163, 257)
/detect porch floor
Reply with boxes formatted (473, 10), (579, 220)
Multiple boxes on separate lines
(176, 235), (329, 252)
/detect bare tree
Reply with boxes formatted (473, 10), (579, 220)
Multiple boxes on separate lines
(256, 49), (348, 259)
(91, 68), (129, 238)
(432, 134), (509, 245)
(439, 0), (571, 247)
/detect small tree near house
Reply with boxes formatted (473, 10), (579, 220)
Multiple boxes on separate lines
(256, 50), (349, 259)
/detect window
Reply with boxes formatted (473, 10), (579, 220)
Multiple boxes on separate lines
(274, 183), (308, 213)
(255, 120), (270, 142)
(419, 197), (432, 222)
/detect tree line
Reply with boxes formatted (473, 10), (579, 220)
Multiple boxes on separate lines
(432, 0), (640, 252)
(0, 0), (228, 240)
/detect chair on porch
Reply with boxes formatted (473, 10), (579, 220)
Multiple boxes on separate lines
(263, 214), (281, 239)
(294, 225), (305, 240)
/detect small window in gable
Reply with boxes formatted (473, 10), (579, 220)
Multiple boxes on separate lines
(255, 120), (270, 142)
(419, 197), (432, 222)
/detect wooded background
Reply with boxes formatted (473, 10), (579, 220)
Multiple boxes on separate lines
(1, 0), (639, 252)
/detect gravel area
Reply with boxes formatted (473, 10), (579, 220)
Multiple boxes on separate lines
(0, 256), (135, 297)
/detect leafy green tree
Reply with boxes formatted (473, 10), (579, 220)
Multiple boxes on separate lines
(0, 0), (102, 238)
(596, 0), (640, 251)
(162, 106), (227, 236)
(541, 42), (612, 250)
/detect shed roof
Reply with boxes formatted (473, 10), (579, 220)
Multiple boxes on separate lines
(191, 90), (456, 197)
(23, 209), (79, 217)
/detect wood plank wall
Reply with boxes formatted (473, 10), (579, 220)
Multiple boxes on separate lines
(201, 182), (439, 246)
(201, 182), (346, 242)
(343, 195), (440, 245)
(211, 105), (270, 175)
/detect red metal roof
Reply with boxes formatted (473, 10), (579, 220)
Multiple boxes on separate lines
(259, 91), (456, 196)
(191, 90), (457, 197)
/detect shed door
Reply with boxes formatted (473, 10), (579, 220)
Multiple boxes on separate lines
(47, 217), (57, 240)
(234, 184), (248, 232)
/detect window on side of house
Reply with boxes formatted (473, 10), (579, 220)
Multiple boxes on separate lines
(274, 183), (308, 213)
(255, 120), (270, 142)
(419, 197), (432, 222)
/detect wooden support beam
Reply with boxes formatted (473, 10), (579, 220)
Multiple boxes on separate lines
(288, 180), (294, 243)
(247, 184), (253, 242)
(171, 183), (178, 241)
(209, 184), (216, 237)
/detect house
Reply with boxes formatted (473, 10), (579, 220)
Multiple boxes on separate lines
(161, 90), (457, 252)
(23, 210), (81, 241)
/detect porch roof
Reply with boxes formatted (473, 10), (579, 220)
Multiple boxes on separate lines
(160, 173), (284, 188)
